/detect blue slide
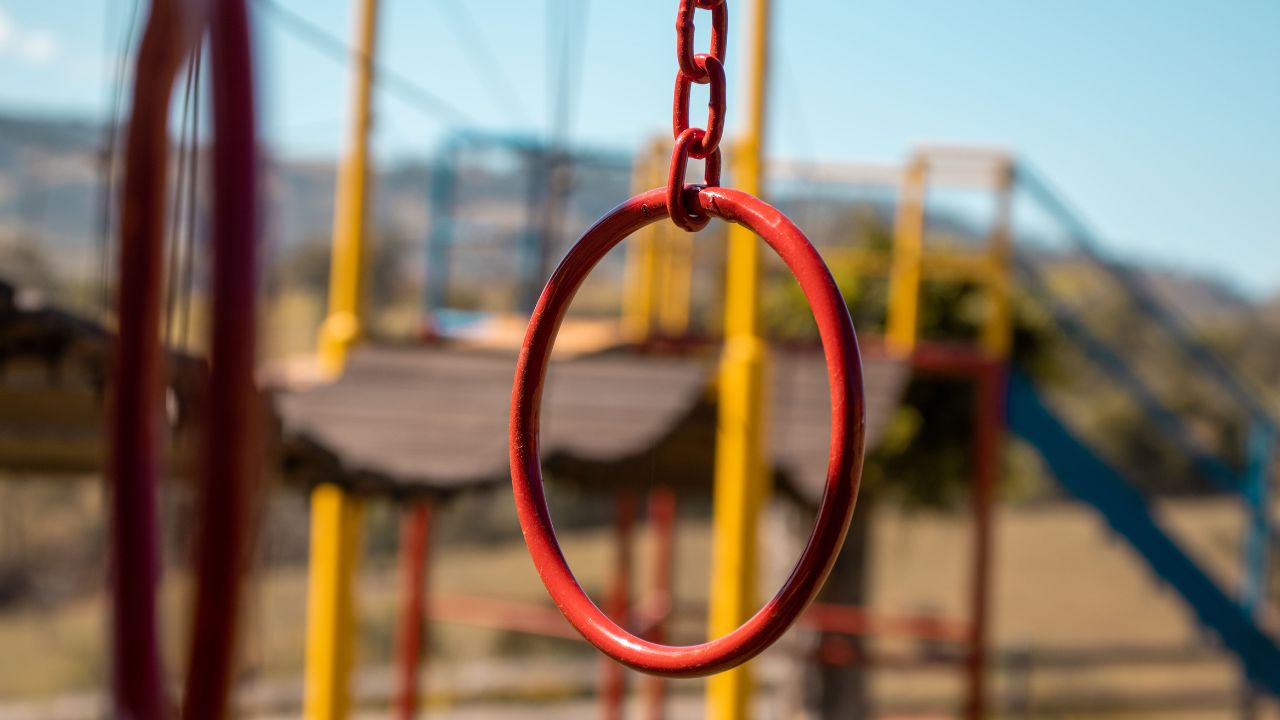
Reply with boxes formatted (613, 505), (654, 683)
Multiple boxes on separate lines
(1006, 371), (1280, 693)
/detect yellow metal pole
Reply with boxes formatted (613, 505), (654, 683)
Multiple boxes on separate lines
(318, 0), (379, 377)
(304, 484), (365, 720)
(623, 138), (668, 342)
(707, 0), (770, 717)
(622, 228), (658, 341)
(657, 223), (694, 338)
(305, 1), (378, 718)
(886, 156), (927, 354)
(981, 161), (1014, 358)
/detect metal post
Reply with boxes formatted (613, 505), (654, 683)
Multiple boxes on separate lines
(707, 0), (771, 717)
(394, 501), (434, 720)
(602, 491), (637, 720)
(965, 361), (1003, 720)
(623, 138), (668, 342)
(521, 148), (552, 313)
(964, 155), (1016, 719)
(317, 0), (378, 376)
(424, 143), (458, 328)
(1239, 420), (1273, 719)
(304, 484), (366, 720)
(657, 223), (694, 340)
(886, 157), (927, 354)
(644, 487), (677, 720)
(982, 161), (1015, 357)
(1241, 421), (1273, 617)
(305, 1), (379, 717)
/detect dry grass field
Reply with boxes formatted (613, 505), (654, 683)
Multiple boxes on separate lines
(0, 481), (1275, 718)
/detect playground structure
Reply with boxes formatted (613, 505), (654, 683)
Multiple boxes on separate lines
(274, 128), (1280, 716)
(1, 0), (1276, 718)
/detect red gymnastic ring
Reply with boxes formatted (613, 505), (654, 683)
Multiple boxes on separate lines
(509, 185), (866, 677)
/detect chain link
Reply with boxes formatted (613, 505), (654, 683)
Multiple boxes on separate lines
(675, 0), (727, 83)
(668, 128), (722, 232)
(668, 0), (728, 231)
(673, 54), (725, 158)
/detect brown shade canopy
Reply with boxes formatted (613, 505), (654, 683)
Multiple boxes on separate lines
(276, 344), (907, 502)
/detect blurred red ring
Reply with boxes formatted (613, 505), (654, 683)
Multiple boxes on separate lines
(509, 186), (867, 678)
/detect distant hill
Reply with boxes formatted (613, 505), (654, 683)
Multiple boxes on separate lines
(0, 114), (102, 274)
(1137, 268), (1251, 324)
(0, 113), (439, 287)
(0, 113), (639, 296)
(0, 111), (1263, 328)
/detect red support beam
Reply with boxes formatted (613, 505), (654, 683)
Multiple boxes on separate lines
(423, 593), (971, 648)
(908, 342), (1008, 718)
(427, 593), (580, 639)
(964, 361), (1005, 719)
(394, 501), (434, 720)
(643, 487), (677, 720)
(815, 644), (972, 670)
(802, 603), (971, 644)
(910, 341), (994, 377)
(601, 491), (637, 720)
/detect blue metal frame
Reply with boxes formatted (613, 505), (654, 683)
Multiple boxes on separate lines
(423, 139), (460, 320)
(1008, 371), (1280, 694)
(420, 130), (631, 322)
(1016, 165), (1276, 639)
(1242, 421), (1274, 618)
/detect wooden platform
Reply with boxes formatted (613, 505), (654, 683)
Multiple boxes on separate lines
(274, 343), (908, 501)
(0, 282), (204, 476)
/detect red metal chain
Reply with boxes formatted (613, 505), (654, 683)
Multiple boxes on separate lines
(668, 0), (728, 231)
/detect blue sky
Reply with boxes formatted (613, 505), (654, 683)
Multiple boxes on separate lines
(1, 1), (1277, 297)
